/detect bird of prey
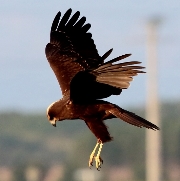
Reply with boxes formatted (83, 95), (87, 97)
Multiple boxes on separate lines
(45, 9), (159, 170)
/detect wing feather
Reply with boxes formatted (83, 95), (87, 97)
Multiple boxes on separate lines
(51, 12), (61, 32)
(58, 9), (72, 29)
(45, 9), (101, 95)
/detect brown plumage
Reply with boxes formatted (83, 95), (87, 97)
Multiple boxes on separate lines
(45, 8), (159, 170)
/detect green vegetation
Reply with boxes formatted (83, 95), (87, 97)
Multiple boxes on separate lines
(0, 101), (180, 180)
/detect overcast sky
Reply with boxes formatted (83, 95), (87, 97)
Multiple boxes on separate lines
(1, 0), (180, 112)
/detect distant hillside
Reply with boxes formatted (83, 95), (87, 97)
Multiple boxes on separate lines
(0, 101), (180, 180)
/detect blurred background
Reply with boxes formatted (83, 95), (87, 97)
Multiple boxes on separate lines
(0, 0), (180, 180)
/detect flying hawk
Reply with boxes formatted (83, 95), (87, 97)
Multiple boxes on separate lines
(45, 9), (159, 170)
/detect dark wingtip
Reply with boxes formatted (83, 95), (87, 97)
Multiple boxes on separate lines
(65, 8), (73, 17)
(153, 126), (160, 131)
(73, 10), (80, 18)
(101, 48), (113, 62)
(81, 23), (91, 33)
(65, 8), (72, 17)
(125, 53), (132, 57)
(51, 11), (61, 32)
(103, 53), (132, 65)
(67, 8), (72, 12)
(57, 8), (72, 30)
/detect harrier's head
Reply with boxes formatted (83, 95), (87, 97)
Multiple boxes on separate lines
(46, 101), (59, 127)
(46, 98), (71, 127)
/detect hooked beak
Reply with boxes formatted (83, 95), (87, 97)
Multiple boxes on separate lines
(50, 119), (56, 127)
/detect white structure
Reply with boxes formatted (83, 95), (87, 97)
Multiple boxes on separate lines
(145, 18), (162, 181)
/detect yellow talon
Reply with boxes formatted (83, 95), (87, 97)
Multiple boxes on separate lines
(88, 141), (103, 170)
(89, 142), (99, 168)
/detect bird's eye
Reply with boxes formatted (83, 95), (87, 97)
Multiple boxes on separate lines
(47, 114), (53, 120)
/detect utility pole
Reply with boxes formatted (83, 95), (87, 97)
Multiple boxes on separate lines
(145, 18), (162, 181)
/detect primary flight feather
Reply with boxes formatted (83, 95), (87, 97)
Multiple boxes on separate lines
(45, 8), (159, 170)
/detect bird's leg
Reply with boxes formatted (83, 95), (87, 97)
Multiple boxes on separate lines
(89, 142), (99, 168)
(95, 142), (103, 170)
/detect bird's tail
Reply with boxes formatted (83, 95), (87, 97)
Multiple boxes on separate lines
(91, 51), (145, 89)
(108, 106), (159, 130)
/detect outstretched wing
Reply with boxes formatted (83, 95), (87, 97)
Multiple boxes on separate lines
(45, 9), (101, 96)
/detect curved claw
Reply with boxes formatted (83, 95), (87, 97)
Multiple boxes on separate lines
(89, 155), (94, 168)
(95, 156), (103, 170)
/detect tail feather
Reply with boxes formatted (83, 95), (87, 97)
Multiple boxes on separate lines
(108, 107), (159, 130)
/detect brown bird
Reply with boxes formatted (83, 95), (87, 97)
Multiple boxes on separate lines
(45, 9), (159, 170)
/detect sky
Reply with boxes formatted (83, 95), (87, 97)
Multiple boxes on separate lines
(1, 0), (180, 112)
